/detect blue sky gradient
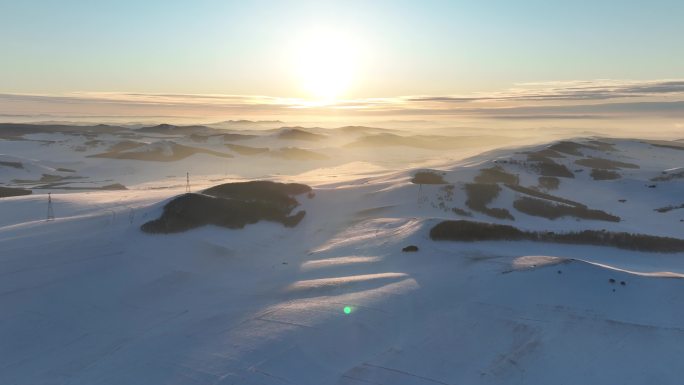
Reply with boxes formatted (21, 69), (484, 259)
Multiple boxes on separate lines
(2, 0), (683, 97)
(1, 1), (683, 122)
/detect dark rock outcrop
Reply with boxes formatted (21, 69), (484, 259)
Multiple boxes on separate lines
(141, 181), (311, 234)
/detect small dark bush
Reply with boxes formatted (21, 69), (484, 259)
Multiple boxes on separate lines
(411, 171), (447, 184)
(513, 197), (620, 222)
(464, 183), (514, 220)
(591, 169), (621, 180)
(535, 162), (575, 178)
(430, 220), (525, 241)
(402, 245), (419, 252)
(575, 157), (639, 170)
(652, 170), (684, 182)
(452, 207), (472, 217)
(480, 208), (515, 220)
(0, 186), (32, 198)
(538, 176), (560, 190)
(465, 183), (500, 207)
(474, 166), (519, 185)
(0, 161), (23, 169)
(546, 230), (684, 252)
(429, 220), (684, 252)
(101, 183), (128, 190)
(526, 156), (575, 178)
(655, 204), (684, 213)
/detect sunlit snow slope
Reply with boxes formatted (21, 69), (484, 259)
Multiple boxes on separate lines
(2, 137), (684, 385)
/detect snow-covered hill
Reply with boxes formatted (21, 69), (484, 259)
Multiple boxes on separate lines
(1, 134), (684, 384)
(0, 123), (525, 189)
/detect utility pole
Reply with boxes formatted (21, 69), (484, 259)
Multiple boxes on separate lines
(47, 192), (55, 221)
(417, 183), (424, 206)
(185, 172), (191, 193)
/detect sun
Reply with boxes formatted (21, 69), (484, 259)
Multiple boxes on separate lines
(293, 29), (360, 101)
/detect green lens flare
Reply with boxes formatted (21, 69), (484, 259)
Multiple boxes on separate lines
(343, 306), (352, 314)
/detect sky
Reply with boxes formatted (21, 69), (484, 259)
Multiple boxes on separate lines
(1, 0), (683, 123)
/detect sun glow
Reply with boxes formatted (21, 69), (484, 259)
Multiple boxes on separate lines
(293, 29), (361, 102)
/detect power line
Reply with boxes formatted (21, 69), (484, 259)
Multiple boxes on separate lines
(186, 172), (191, 193)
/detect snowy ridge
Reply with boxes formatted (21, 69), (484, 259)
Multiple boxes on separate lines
(1, 136), (684, 384)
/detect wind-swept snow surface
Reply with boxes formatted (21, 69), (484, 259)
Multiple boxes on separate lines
(2, 136), (684, 384)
